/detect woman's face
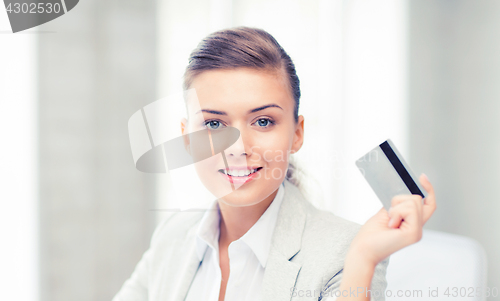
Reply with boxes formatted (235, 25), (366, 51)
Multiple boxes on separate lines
(181, 67), (304, 207)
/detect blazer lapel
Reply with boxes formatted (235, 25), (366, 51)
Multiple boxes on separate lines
(261, 179), (307, 301)
(171, 224), (202, 301)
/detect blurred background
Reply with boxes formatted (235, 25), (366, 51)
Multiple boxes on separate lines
(1, 0), (499, 300)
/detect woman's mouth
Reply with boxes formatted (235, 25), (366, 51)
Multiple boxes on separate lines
(218, 167), (263, 184)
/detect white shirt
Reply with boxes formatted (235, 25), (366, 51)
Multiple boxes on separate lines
(185, 181), (286, 301)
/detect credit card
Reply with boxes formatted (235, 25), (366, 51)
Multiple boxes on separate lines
(355, 139), (427, 210)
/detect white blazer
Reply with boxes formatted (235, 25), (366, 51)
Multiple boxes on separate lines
(112, 179), (390, 301)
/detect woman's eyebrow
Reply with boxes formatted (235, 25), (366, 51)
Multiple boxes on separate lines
(249, 104), (283, 113)
(195, 104), (283, 115)
(196, 109), (227, 115)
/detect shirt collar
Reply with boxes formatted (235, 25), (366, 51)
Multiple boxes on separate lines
(195, 180), (286, 268)
(195, 198), (221, 261)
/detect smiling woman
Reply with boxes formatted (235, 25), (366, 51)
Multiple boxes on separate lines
(181, 68), (302, 210)
(112, 26), (437, 301)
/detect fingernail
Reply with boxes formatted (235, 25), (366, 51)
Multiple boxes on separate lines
(388, 218), (394, 227)
(422, 173), (429, 181)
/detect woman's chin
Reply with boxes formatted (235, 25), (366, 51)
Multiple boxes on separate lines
(218, 197), (261, 208)
(217, 183), (283, 208)
(216, 189), (265, 207)
(197, 171), (283, 207)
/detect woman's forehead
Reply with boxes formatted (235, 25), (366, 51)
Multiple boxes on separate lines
(187, 68), (293, 114)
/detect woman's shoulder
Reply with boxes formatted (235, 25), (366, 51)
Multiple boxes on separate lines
(304, 204), (362, 244)
(285, 180), (362, 240)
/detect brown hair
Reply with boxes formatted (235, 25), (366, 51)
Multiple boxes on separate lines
(183, 26), (300, 123)
(183, 26), (304, 188)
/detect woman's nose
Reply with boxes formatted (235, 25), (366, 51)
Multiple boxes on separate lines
(224, 130), (249, 157)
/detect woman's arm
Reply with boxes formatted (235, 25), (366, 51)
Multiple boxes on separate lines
(334, 250), (377, 301)
(332, 174), (437, 301)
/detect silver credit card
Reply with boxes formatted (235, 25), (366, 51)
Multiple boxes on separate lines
(355, 139), (427, 210)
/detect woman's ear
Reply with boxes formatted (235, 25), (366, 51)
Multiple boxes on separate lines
(291, 115), (304, 154)
(180, 117), (191, 154)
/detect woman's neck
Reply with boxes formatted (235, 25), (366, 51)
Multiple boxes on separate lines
(218, 188), (279, 247)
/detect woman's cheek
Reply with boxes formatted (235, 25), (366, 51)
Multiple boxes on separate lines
(265, 151), (291, 181)
(248, 145), (261, 164)
(193, 156), (229, 198)
(266, 144), (292, 165)
(193, 157), (216, 185)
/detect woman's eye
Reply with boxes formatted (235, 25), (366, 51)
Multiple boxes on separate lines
(204, 120), (224, 130)
(255, 118), (274, 128)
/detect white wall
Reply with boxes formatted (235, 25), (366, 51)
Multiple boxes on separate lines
(0, 11), (39, 301)
(157, 0), (408, 225)
(408, 0), (500, 295)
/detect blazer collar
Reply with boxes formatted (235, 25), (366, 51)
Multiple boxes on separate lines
(261, 178), (308, 301)
(268, 178), (307, 259)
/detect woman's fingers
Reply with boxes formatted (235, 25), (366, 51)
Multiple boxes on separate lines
(388, 196), (423, 227)
(387, 199), (423, 243)
(391, 194), (423, 208)
(390, 195), (423, 225)
(419, 173), (437, 224)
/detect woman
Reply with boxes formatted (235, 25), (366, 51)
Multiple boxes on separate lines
(113, 26), (436, 301)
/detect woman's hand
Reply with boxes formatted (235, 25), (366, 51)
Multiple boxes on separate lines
(347, 173), (437, 267)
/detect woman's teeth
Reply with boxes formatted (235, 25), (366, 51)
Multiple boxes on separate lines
(220, 168), (259, 177)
